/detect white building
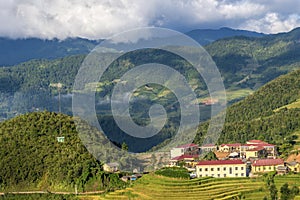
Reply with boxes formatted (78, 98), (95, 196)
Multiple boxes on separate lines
(196, 160), (247, 178)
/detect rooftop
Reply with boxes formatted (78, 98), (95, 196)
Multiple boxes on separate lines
(220, 143), (241, 147)
(246, 146), (265, 151)
(176, 143), (198, 148)
(171, 155), (198, 161)
(247, 140), (267, 144)
(197, 159), (244, 166)
(252, 159), (284, 166)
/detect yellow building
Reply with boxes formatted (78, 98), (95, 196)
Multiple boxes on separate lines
(286, 161), (300, 173)
(251, 159), (284, 173)
(245, 146), (266, 159)
(196, 160), (246, 178)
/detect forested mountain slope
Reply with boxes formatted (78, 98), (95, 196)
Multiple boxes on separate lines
(195, 69), (300, 157)
(0, 111), (126, 192)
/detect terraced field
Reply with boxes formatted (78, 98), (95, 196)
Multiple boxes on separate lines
(99, 174), (266, 200)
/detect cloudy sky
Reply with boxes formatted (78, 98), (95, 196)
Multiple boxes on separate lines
(1, 0), (300, 39)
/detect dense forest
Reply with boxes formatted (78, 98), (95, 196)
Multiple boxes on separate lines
(195, 69), (300, 157)
(0, 111), (127, 192)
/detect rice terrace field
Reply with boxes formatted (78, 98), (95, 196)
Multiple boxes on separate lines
(92, 173), (300, 200)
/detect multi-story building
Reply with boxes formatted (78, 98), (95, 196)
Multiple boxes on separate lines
(219, 143), (241, 152)
(196, 160), (247, 178)
(251, 158), (285, 173)
(240, 140), (276, 159)
(199, 143), (218, 153)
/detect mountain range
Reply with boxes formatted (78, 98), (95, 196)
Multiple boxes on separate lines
(0, 27), (264, 66)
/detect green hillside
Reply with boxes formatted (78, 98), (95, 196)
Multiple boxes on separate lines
(0, 111), (126, 193)
(195, 68), (300, 157)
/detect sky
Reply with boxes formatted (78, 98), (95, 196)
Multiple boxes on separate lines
(1, 0), (300, 39)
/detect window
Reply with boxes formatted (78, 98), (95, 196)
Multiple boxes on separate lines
(199, 168), (202, 172)
(241, 173), (244, 176)
(258, 167), (260, 171)
(205, 168), (208, 171)
(269, 166), (271, 170)
(241, 167), (244, 170)
(211, 174), (214, 177)
(217, 174), (220, 177)
(199, 175), (202, 177)
(263, 167), (266, 170)
(206, 174), (208, 177)
(229, 167), (232, 174)
(224, 174), (226, 177)
(235, 173), (238, 177)
(217, 168), (220, 171)
(211, 168), (214, 171)
(235, 167), (238, 170)
(223, 167), (226, 171)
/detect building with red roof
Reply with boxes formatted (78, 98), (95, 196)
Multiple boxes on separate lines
(196, 159), (246, 178)
(251, 158), (285, 174)
(169, 154), (199, 167)
(219, 143), (241, 152)
(199, 143), (217, 153)
(170, 143), (199, 158)
(240, 140), (276, 159)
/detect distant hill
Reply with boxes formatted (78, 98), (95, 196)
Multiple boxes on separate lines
(0, 37), (99, 66)
(186, 27), (265, 45)
(0, 111), (126, 192)
(0, 27), (264, 66)
(195, 69), (300, 157)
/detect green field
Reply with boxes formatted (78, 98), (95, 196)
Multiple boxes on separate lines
(3, 174), (300, 199)
(90, 173), (300, 200)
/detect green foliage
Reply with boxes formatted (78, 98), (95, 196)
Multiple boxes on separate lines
(155, 167), (189, 179)
(195, 69), (300, 157)
(121, 142), (128, 151)
(0, 111), (126, 192)
(203, 151), (218, 160)
(280, 183), (300, 200)
(0, 193), (77, 200)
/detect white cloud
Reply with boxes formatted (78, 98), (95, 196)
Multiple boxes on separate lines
(240, 13), (300, 33)
(0, 0), (299, 39)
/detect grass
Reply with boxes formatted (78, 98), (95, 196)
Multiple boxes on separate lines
(101, 173), (265, 199)
(4, 174), (300, 199)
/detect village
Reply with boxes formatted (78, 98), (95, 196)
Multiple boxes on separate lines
(169, 140), (300, 178)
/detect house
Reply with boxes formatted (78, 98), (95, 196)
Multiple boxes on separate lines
(244, 146), (266, 159)
(286, 161), (300, 173)
(169, 155), (199, 167)
(170, 143), (199, 158)
(251, 158), (285, 174)
(240, 140), (276, 159)
(219, 143), (241, 152)
(196, 160), (247, 178)
(103, 162), (119, 172)
(200, 143), (217, 153)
